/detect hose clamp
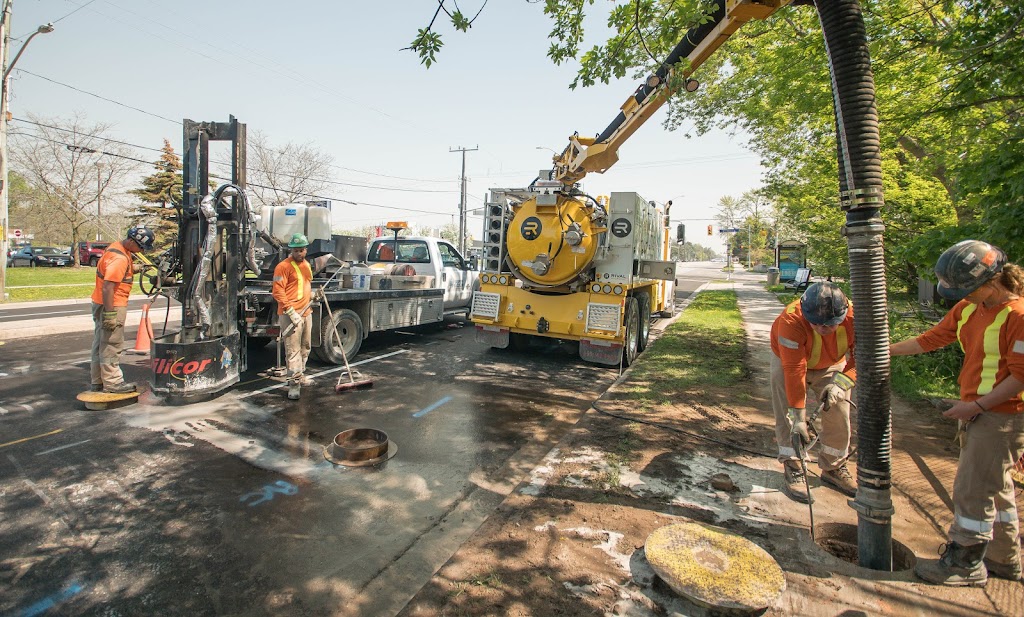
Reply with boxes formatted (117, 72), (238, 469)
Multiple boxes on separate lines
(848, 498), (895, 523)
(840, 186), (884, 210)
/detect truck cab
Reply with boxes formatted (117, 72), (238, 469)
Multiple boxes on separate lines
(367, 236), (479, 314)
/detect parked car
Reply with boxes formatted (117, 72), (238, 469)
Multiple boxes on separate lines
(8, 246), (73, 267)
(75, 241), (111, 266)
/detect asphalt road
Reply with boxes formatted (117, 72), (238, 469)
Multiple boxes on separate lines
(0, 297), (157, 324)
(0, 264), (714, 616)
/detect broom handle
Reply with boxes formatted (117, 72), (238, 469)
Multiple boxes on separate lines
(319, 290), (356, 382)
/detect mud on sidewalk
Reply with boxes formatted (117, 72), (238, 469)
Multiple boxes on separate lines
(401, 360), (1022, 616)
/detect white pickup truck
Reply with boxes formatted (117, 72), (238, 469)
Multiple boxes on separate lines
(366, 236), (480, 315)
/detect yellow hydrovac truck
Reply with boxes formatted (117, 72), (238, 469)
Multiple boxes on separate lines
(471, 0), (794, 367)
(474, 0), (897, 569)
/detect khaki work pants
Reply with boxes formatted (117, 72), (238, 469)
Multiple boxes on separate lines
(949, 411), (1024, 565)
(279, 313), (312, 383)
(770, 353), (852, 471)
(90, 303), (127, 387)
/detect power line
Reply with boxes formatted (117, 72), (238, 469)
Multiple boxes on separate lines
(12, 0), (97, 39)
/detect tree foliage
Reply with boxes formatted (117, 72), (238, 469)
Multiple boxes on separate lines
(418, 0), (1024, 280)
(10, 114), (140, 265)
(131, 139), (182, 250)
(246, 130), (336, 210)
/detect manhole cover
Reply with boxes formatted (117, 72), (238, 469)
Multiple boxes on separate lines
(324, 428), (397, 467)
(645, 521), (785, 613)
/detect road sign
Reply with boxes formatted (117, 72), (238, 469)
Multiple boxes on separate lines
(721, 228), (740, 233)
(10, 228), (22, 239)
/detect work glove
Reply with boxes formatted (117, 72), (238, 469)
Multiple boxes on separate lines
(820, 372), (855, 409)
(285, 306), (303, 328)
(102, 310), (120, 332)
(787, 407), (811, 447)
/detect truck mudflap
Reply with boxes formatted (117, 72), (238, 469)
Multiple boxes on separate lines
(151, 332), (241, 398)
(579, 337), (622, 366)
(475, 324), (509, 348)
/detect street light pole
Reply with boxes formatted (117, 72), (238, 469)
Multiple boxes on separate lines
(0, 8), (54, 302)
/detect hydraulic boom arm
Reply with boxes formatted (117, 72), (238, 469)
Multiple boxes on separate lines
(552, 0), (792, 187)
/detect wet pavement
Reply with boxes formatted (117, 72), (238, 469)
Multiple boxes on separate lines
(0, 269), (708, 616)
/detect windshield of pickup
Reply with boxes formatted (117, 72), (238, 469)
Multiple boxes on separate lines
(368, 240), (431, 263)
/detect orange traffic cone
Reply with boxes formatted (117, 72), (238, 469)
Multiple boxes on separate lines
(131, 303), (155, 354)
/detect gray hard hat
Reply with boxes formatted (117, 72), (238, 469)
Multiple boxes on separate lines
(934, 240), (1006, 301)
(800, 282), (849, 327)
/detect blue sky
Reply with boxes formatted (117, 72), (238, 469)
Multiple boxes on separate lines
(9, 0), (766, 251)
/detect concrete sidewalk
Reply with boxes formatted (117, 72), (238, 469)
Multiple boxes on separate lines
(400, 270), (1022, 616)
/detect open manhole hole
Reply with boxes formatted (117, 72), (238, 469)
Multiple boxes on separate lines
(324, 428), (397, 467)
(814, 522), (915, 571)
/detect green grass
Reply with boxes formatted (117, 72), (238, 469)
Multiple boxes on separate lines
(622, 290), (746, 404)
(5, 266), (141, 302)
(888, 296), (960, 401)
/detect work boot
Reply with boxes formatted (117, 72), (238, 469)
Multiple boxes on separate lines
(297, 374), (314, 386)
(820, 464), (857, 497)
(915, 541), (988, 587)
(287, 382), (301, 401)
(103, 381), (137, 394)
(782, 461), (813, 504)
(983, 557), (1022, 581)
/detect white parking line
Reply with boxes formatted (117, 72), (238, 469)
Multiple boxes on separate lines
(236, 349), (408, 398)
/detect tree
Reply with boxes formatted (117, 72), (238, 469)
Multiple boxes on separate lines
(131, 139), (182, 250)
(418, 0), (1024, 281)
(246, 130), (337, 210)
(10, 114), (140, 266)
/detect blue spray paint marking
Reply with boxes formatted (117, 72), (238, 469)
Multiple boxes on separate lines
(413, 395), (453, 418)
(19, 580), (85, 617)
(239, 480), (298, 507)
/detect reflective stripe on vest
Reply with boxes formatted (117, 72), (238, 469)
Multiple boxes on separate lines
(96, 247), (132, 283)
(956, 304), (978, 352)
(977, 305), (1013, 395)
(289, 260), (305, 301)
(809, 331), (822, 367)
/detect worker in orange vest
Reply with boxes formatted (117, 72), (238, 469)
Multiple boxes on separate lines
(892, 240), (1024, 586)
(273, 233), (314, 400)
(770, 282), (858, 502)
(89, 227), (154, 393)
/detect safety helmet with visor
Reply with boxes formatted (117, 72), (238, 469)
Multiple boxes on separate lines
(934, 240), (1006, 301)
(287, 233), (309, 249)
(800, 282), (849, 327)
(126, 226), (155, 251)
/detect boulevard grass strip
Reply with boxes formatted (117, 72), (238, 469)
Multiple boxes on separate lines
(5, 267), (141, 302)
(620, 290), (746, 405)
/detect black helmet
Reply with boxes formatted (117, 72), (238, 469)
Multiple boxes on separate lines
(800, 282), (849, 327)
(127, 226), (155, 251)
(934, 240), (1006, 301)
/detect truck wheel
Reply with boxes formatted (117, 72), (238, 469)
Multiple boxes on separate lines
(315, 307), (363, 365)
(622, 297), (640, 366)
(89, 256), (99, 267)
(636, 293), (651, 351)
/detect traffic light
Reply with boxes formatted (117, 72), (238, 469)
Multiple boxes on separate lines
(707, 225), (713, 236)
(676, 223), (685, 245)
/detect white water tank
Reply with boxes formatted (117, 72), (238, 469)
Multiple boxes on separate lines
(259, 203), (331, 244)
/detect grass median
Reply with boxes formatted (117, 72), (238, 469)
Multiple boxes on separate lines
(5, 267), (141, 302)
(621, 289), (747, 405)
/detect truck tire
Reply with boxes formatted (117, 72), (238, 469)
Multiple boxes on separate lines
(89, 256), (99, 267)
(635, 292), (651, 351)
(315, 307), (363, 365)
(622, 297), (640, 367)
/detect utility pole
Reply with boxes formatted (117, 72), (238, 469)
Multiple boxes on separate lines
(0, 1), (11, 302)
(0, 7), (53, 302)
(450, 145), (477, 256)
(95, 163), (103, 241)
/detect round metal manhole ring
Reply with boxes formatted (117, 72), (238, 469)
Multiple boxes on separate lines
(645, 521), (785, 614)
(323, 428), (398, 467)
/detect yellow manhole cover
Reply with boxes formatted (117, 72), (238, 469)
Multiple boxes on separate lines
(645, 522), (785, 613)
